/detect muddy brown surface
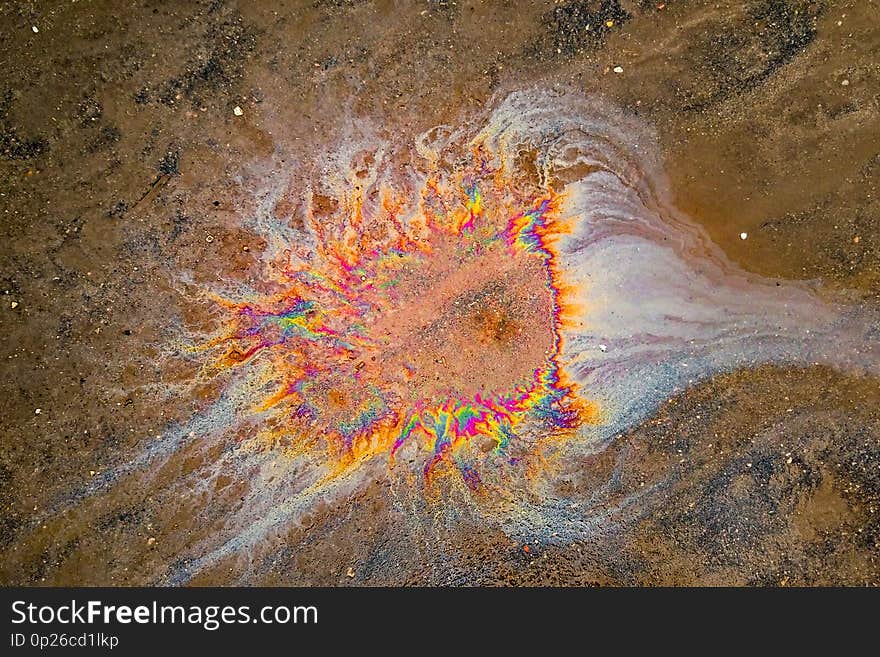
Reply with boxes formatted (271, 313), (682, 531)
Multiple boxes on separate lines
(1, 0), (878, 585)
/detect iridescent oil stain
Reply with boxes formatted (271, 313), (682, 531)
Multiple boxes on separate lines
(14, 88), (876, 584)
(199, 168), (596, 488)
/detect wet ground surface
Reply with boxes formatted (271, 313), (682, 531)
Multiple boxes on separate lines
(1, 0), (878, 585)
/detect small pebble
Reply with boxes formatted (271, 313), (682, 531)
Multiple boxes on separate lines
(233, 106), (243, 116)
(841, 79), (850, 86)
(740, 232), (748, 240)
(35, 408), (41, 415)
(11, 301), (18, 309)
(31, 26), (38, 33)
(205, 235), (214, 243)
(613, 66), (624, 74)
(598, 344), (608, 352)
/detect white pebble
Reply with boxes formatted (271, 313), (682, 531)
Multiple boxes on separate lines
(598, 344), (608, 352)
(31, 26), (39, 33)
(740, 232), (748, 240)
(35, 408), (42, 414)
(613, 66), (624, 74)
(233, 106), (243, 116)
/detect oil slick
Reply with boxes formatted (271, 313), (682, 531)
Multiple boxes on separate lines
(196, 167), (593, 491)
(21, 88), (879, 584)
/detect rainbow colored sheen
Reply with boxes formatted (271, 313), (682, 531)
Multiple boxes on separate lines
(203, 164), (595, 487)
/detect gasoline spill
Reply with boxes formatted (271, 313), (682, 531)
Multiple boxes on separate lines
(198, 162), (593, 489)
(16, 89), (877, 584)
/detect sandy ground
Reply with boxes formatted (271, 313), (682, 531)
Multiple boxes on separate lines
(1, 0), (878, 585)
